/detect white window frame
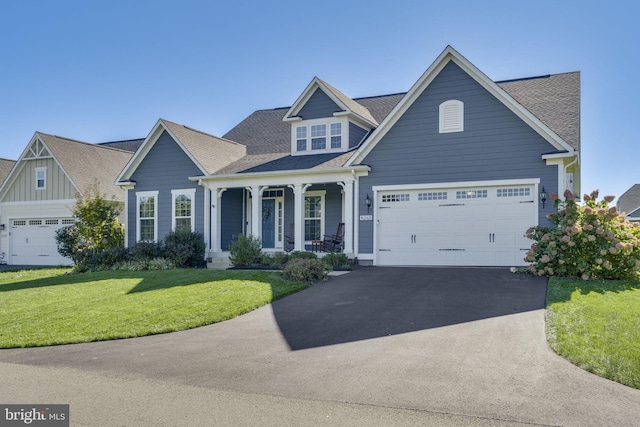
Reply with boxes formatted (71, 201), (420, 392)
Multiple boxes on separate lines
(136, 191), (158, 242)
(292, 118), (348, 156)
(171, 188), (196, 232)
(439, 100), (464, 133)
(35, 167), (47, 190)
(304, 190), (325, 243)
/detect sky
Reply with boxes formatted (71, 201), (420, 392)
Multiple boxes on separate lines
(1, 1), (637, 200)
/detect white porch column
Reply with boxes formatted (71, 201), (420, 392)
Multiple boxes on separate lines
(247, 186), (261, 240)
(289, 183), (306, 251)
(338, 180), (354, 254)
(210, 188), (226, 252)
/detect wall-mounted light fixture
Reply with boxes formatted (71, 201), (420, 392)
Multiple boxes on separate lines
(539, 186), (547, 209)
(365, 194), (372, 213)
(0, 224), (5, 231)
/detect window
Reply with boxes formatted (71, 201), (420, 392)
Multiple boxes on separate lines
(456, 189), (487, 199)
(304, 191), (325, 242)
(418, 191), (447, 201)
(330, 123), (342, 148)
(382, 193), (410, 203)
(296, 126), (307, 151)
(35, 167), (46, 190)
(439, 100), (464, 133)
(311, 124), (326, 150)
(172, 189), (195, 232)
(137, 191), (158, 241)
(292, 119), (347, 155)
(497, 187), (531, 198)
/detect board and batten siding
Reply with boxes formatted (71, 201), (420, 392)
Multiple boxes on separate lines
(127, 130), (205, 244)
(297, 89), (341, 120)
(1, 158), (76, 202)
(357, 61), (560, 254)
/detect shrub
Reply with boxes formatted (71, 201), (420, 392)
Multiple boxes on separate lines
(288, 251), (317, 260)
(525, 189), (640, 280)
(76, 246), (131, 271)
(164, 229), (206, 267)
(282, 258), (328, 282)
(131, 241), (165, 261)
(270, 251), (289, 268)
(229, 235), (263, 267)
(322, 252), (350, 270)
(55, 182), (125, 264)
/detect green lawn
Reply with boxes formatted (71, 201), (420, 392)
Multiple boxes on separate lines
(546, 277), (640, 389)
(0, 268), (307, 348)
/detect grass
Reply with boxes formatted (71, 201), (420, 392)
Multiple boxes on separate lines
(546, 276), (640, 389)
(0, 268), (308, 348)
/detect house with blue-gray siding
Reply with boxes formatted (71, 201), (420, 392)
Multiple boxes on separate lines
(118, 46), (580, 268)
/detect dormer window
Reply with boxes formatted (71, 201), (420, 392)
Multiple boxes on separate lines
(330, 123), (342, 148)
(296, 127), (307, 151)
(311, 124), (326, 149)
(292, 118), (347, 155)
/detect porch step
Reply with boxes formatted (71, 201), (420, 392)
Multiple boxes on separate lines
(206, 252), (231, 270)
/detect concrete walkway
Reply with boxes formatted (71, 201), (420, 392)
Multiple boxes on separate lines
(1, 267), (638, 426)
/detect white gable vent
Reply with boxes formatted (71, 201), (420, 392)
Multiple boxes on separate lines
(439, 100), (464, 133)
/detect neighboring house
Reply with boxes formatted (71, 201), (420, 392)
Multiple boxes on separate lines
(617, 184), (640, 221)
(118, 46), (580, 268)
(0, 158), (17, 264)
(0, 133), (136, 265)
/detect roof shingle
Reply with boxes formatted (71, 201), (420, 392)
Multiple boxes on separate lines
(38, 133), (133, 202)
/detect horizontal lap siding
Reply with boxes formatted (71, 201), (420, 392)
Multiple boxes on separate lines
(358, 61), (559, 254)
(349, 123), (368, 149)
(127, 131), (204, 244)
(221, 189), (244, 250)
(298, 89), (341, 119)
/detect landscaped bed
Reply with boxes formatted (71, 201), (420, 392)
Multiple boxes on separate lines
(0, 268), (307, 348)
(546, 276), (640, 389)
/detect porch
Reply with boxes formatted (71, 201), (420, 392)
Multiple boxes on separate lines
(193, 166), (370, 269)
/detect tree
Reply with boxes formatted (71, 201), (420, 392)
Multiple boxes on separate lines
(55, 182), (125, 264)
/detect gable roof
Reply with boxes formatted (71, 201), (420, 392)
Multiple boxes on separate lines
(210, 46), (580, 177)
(0, 133), (133, 202)
(617, 184), (640, 216)
(496, 72), (580, 150)
(283, 77), (379, 128)
(0, 158), (16, 186)
(98, 138), (145, 153)
(39, 133), (133, 201)
(116, 119), (247, 183)
(222, 94), (405, 160)
(346, 45), (578, 166)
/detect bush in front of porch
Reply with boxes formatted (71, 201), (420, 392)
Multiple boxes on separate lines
(228, 236), (351, 281)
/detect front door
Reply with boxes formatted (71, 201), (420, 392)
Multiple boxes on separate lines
(262, 199), (276, 248)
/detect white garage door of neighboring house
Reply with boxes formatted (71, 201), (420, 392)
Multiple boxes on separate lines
(10, 218), (75, 266)
(376, 183), (537, 267)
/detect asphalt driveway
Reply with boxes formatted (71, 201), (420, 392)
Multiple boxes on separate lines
(1, 267), (639, 426)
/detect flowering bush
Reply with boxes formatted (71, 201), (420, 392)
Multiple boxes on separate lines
(525, 189), (640, 280)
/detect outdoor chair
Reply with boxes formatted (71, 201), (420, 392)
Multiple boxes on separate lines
(284, 222), (295, 252)
(321, 222), (345, 252)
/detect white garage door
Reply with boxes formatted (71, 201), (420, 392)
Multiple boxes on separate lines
(10, 218), (75, 266)
(376, 184), (536, 267)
